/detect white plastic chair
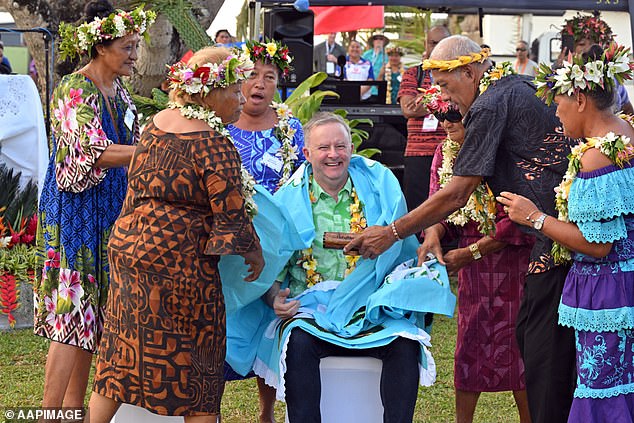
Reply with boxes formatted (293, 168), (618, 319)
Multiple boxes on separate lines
(111, 404), (183, 422)
(285, 356), (384, 423)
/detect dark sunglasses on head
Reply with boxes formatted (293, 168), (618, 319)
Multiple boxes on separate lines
(516, 47), (527, 52)
(434, 109), (462, 123)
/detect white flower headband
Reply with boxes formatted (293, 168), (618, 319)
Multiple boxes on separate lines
(535, 43), (634, 105)
(58, 6), (156, 60)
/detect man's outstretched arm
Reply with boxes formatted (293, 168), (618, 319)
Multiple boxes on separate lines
(344, 175), (482, 259)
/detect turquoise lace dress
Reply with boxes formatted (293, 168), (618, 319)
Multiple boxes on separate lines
(559, 162), (634, 422)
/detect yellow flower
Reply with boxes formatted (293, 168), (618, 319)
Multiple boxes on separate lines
(266, 42), (277, 56)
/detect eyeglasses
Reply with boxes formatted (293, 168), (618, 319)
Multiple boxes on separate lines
(434, 109), (462, 123)
(516, 47), (527, 52)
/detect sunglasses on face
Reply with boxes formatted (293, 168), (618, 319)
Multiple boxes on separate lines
(434, 109), (463, 123)
(516, 47), (527, 52)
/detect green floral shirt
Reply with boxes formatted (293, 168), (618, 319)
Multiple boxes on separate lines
(279, 176), (353, 297)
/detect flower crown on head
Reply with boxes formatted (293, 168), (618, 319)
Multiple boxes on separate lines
(167, 51), (254, 96)
(422, 48), (491, 72)
(535, 43), (634, 105)
(562, 12), (613, 47)
(58, 5), (156, 61)
(243, 39), (293, 77)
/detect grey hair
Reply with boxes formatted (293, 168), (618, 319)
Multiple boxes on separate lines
(430, 35), (491, 68)
(304, 112), (351, 146)
(427, 25), (451, 38)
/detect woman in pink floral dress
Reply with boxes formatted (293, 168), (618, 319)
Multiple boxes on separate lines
(32, 0), (153, 412)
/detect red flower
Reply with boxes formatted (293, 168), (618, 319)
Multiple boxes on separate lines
(193, 66), (211, 85)
(45, 248), (60, 269)
(25, 215), (37, 237)
(0, 272), (19, 328)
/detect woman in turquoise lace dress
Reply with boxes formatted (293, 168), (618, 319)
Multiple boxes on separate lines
(32, 0), (151, 412)
(499, 45), (634, 422)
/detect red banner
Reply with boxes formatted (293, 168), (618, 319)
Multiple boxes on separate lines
(311, 6), (384, 35)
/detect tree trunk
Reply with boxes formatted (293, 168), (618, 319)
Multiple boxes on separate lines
(0, 0), (226, 97)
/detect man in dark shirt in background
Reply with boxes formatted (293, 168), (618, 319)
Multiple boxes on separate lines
(347, 35), (576, 423)
(397, 26), (450, 211)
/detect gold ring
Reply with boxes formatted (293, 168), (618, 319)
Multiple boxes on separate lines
(504, 206), (509, 213)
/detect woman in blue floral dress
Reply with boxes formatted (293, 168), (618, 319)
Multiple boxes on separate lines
(225, 40), (305, 422)
(228, 40), (305, 194)
(499, 44), (634, 422)
(32, 0), (153, 411)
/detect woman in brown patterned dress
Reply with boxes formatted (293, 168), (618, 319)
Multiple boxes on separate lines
(87, 47), (263, 422)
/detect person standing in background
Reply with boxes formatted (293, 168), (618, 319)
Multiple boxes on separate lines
(343, 40), (374, 102)
(313, 32), (345, 75)
(397, 25), (450, 211)
(378, 46), (405, 105)
(513, 41), (538, 76)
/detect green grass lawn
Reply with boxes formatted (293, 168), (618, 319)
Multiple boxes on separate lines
(0, 313), (521, 422)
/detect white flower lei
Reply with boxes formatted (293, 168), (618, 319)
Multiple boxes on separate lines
(272, 102), (299, 189)
(168, 101), (258, 217)
(438, 138), (497, 234)
(552, 131), (633, 263)
(385, 63), (404, 105)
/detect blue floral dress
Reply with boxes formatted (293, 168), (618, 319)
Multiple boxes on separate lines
(560, 162), (634, 422)
(228, 116), (305, 194)
(33, 73), (139, 353)
(224, 115), (304, 381)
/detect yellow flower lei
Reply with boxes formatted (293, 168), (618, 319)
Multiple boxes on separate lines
(298, 178), (367, 289)
(438, 137), (497, 235)
(422, 48), (491, 72)
(385, 63), (405, 105)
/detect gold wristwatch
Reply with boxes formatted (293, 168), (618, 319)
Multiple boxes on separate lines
(468, 243), (482, 260)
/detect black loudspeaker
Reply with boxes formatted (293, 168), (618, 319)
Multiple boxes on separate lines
(264, 7), (314, 84)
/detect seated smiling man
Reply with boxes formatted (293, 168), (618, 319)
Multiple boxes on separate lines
(246, 112), (455, 423)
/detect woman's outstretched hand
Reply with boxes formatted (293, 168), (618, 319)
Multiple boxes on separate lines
(497, 191), (540, 227)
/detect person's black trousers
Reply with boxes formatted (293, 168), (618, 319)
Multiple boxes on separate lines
(284, 328), (419, 423)
(516, 265), (576, 423)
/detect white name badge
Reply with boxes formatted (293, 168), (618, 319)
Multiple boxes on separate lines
(422, 114), (439, 132)
(326, 61), (335, 74)
(262, 152), (283, 173)
(124, 107), (135, 131)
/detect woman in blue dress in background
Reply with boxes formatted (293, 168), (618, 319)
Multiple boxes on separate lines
(32, 0), (153, 412)
(499, 44), (634, 422)
(228, 40), (305, 195)
(226, 40), (304, 422)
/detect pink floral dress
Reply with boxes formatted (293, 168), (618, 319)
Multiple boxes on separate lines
(33, 73), (139, 353)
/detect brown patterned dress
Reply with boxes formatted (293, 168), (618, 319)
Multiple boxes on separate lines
(93, 122), (259, 416)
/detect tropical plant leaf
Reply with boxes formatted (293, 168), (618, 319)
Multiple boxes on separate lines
(285, 72), (330, 106)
